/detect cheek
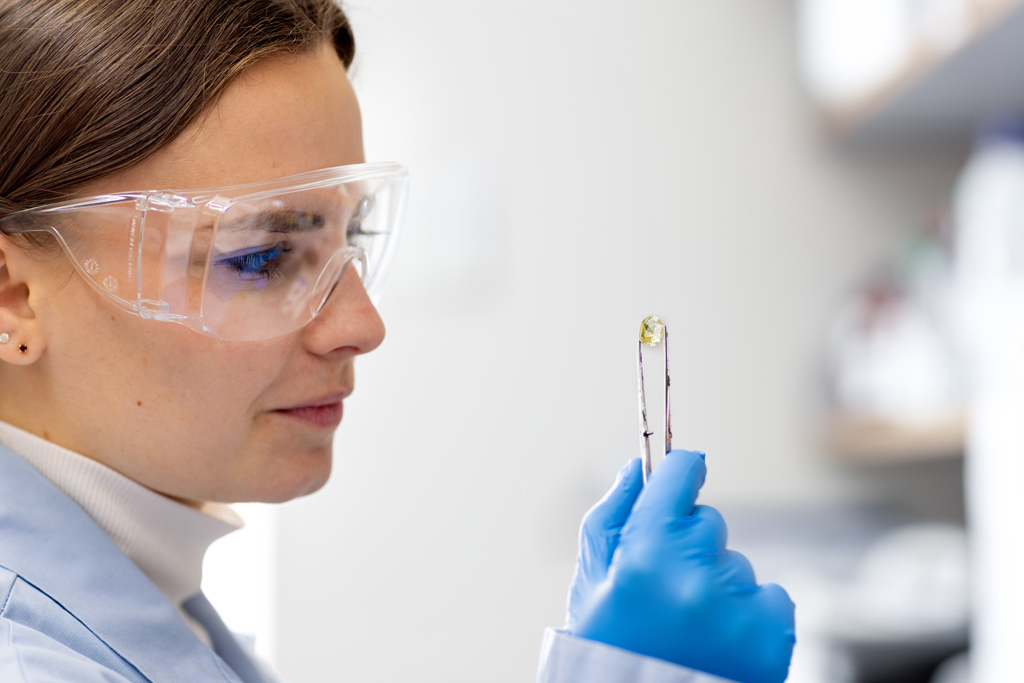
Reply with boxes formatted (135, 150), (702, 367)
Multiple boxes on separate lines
(133, 330), (291, 425)
(37, 278), (322, 501)
(50, 284), (290, 438)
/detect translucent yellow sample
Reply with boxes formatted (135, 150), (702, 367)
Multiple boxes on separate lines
(639, 315), (664, 346)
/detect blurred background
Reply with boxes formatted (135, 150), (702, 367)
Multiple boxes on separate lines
(204, 1), (1024, 681)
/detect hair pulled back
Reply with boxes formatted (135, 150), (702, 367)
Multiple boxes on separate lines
(0, 0), (354, 217)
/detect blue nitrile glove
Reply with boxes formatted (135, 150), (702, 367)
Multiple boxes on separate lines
(564, 451), (796, 683)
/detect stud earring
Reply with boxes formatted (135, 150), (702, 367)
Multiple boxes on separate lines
(18, 344), (27, 354)
(0, 333), (8, 344)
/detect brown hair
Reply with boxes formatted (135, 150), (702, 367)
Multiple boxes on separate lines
(0, 0), (354, 219)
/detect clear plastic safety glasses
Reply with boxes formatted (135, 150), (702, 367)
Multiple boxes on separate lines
(0, 162), (408, 341)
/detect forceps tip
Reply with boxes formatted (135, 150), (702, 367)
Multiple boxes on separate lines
(637, 314), (672, 484)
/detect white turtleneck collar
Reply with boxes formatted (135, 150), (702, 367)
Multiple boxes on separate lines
(0, 420), (242, 623)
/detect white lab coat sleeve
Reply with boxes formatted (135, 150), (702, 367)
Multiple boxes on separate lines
(536, 628), (737, 683)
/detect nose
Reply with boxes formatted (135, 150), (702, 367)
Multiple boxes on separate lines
(301, 261), (385, 357)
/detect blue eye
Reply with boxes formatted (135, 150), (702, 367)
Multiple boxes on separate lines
(216, 243), (291, 285)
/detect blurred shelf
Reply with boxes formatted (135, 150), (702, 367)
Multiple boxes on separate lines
(839, 633), (968, 683)
(827, 0), (1024, 146)
(825, 413), (966, 464)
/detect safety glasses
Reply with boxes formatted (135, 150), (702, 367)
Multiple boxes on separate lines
(0, 162), (408, 341)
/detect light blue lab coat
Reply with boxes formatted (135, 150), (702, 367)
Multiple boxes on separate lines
(0, 443), (250, 682)
(0, 443), (723, 683)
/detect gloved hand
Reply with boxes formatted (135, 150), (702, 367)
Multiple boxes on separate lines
(564, 451), (795, 683)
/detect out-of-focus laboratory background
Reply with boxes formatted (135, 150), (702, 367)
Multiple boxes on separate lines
(203, 1), (1024, 681)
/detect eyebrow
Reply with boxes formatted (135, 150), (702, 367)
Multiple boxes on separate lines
(220, 209), (328, 234)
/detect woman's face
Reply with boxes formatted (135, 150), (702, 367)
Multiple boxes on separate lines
(0, 44), (383, 503)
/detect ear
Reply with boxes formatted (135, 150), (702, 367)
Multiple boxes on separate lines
(0, 235), (47, 365)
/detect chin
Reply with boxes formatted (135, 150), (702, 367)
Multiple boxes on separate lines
(249, 446), (334, 503)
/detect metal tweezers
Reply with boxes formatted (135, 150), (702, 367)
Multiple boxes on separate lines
(637, 316), (671, 485)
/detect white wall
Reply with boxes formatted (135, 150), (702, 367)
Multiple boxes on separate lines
(274, 2), (965, 681)
(203, 503), (279, 664)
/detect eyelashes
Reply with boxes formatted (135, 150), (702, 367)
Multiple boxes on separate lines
(216, 243), (292, 285)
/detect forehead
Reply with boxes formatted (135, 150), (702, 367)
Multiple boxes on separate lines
(81, 44), (365, 195)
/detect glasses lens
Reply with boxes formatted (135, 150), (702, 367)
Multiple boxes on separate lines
(199, 171), (404, 340)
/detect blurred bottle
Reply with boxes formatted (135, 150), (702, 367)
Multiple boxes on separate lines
(952, 119), (1024, 683)
(954, 120), (1024, 373)
(825, 239), (961, 428)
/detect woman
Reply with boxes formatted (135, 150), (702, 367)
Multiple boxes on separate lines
(0, 2), (794, 682)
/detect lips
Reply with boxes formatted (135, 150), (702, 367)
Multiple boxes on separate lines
(274, 391), (349, 428)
